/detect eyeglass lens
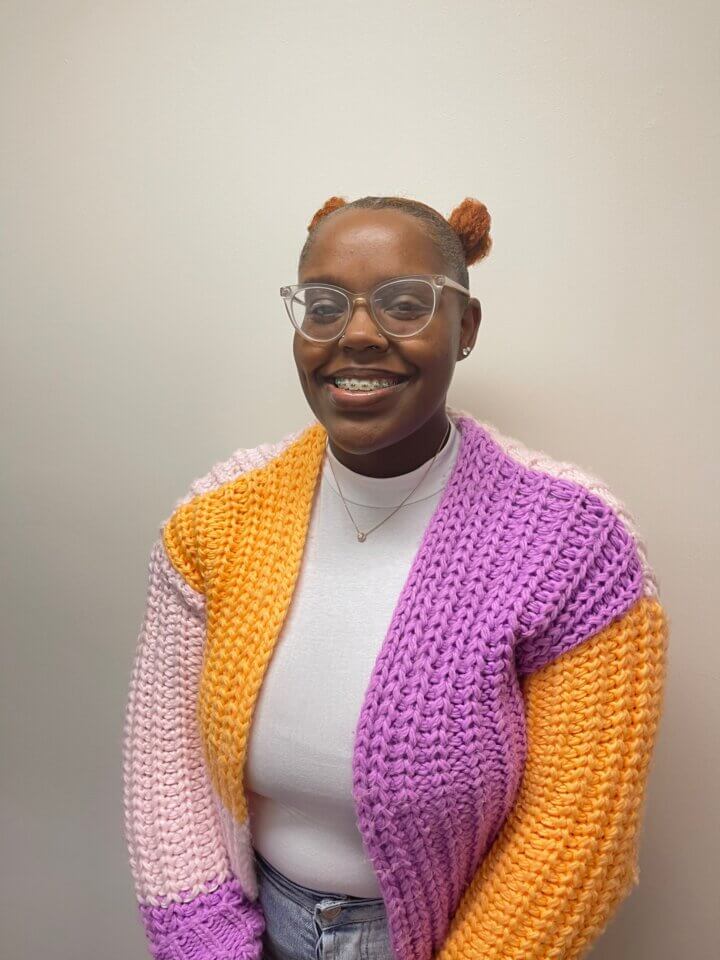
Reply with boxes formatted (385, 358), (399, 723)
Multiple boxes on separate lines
(289, 279), (436, 341)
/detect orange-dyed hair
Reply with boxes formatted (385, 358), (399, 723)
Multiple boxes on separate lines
(299, 195), (492, 289)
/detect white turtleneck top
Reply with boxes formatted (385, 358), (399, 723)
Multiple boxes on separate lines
(245, 417), (462, 897)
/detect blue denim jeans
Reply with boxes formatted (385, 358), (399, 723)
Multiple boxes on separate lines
(253, 847), (395, 960)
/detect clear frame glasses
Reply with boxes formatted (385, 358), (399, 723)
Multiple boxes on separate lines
(279, 274), (471, 343)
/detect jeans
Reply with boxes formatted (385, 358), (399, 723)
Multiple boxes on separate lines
(253, 847), (396, 960)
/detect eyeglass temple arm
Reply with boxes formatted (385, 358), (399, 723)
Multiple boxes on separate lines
(442, 276), (472, 297)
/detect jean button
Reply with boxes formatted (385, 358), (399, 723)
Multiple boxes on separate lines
(320, 905), (342, 920)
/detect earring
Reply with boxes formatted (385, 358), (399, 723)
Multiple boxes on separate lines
(461, 346), (471, 356)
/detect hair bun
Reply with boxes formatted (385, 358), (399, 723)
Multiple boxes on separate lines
(307, 196), (348, 232)
(447, 197), (492, 265)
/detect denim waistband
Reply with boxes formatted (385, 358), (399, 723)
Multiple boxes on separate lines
(253, 847), (387, 925)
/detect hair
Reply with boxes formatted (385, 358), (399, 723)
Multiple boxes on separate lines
(298, 195), (492, 290)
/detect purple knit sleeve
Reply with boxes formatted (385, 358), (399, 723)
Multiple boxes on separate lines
(138, 880), (265, 960)
(515, 482), (646, 677)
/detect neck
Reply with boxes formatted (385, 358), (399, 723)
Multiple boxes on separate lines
(326, 408), (451, 478)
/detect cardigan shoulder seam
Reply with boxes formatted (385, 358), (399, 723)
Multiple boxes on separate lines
(156, 422), (317, 595)
(450, 406), (660, 599)
(153, 533), (206, 615)
(172, 423), (312, 512)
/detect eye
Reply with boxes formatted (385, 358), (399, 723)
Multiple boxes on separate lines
(379, 294), (431, 320)
(373, 280), (434, 321)
(388, 297), (424, 314)
(306, 299), (344, 320)
(297, 289), (347, 325)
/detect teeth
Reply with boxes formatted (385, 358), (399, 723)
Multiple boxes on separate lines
(334, 377), (400, 391)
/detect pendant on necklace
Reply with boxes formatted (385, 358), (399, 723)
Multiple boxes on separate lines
(357, 531), (367, 542)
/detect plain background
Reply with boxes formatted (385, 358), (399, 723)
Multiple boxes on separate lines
(2, 2), (718, 958)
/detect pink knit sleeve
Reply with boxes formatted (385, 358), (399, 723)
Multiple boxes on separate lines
(122, 536), (265, 960)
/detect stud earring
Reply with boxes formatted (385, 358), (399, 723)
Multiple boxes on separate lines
(461, 346), (471, 357)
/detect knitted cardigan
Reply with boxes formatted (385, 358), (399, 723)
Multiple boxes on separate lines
(122, 406), (669, 960)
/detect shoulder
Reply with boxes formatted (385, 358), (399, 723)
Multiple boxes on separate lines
(450, 405), (658, 599)
(179, 424), (312, 509)
(157, 419), (320, 588)
(161, 421), (317, 520)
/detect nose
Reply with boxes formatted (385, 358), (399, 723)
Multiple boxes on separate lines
(340, 297), (388, 348)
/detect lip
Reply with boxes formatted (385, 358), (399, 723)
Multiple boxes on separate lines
(322, 377), (411, 409)
(322, 368), (411, 380)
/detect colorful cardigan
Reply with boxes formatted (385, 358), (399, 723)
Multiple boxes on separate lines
(122, 407), (669, 960)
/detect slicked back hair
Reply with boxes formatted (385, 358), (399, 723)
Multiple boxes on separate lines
(299, 195), (493, 291)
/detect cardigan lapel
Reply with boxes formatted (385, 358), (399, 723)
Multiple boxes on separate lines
(197, 420), (328, 826)
(350, 412), (525, 960)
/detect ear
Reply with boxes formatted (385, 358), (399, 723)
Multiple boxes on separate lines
(458, 296), (482, 358)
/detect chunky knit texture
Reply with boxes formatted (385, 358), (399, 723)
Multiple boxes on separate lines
(122, 407), (668, 960)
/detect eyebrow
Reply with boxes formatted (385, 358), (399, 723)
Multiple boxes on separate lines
(300, 273), (411, 289)
(301, 275), (347, 286)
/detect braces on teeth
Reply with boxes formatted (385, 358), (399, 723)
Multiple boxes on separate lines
(334, 378), (400, 391)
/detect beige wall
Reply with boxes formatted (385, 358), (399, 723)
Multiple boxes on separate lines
(2, 2), (717, 957)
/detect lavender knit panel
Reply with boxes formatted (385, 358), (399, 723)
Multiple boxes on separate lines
(350, 414), (644, 960)
(512, 469), (644, 675)
(138, 877), (265, 960)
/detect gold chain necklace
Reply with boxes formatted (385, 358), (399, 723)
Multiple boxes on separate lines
(325, 420), (452, 542)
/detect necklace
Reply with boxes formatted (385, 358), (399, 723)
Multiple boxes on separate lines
(325, 420), (452, 542)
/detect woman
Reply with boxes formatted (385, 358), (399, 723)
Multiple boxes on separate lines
(122, 196), (669, 960)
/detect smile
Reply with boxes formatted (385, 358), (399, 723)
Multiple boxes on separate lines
(323, 376), (411, 408)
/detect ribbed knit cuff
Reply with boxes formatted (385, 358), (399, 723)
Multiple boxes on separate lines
(139, 877), (265, 960)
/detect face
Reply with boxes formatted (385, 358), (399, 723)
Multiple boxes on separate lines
(292, 208), (481, 474)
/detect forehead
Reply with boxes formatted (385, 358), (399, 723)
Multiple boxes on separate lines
(300, 208), (447, 288)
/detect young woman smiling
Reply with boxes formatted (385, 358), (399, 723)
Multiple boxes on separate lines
(123, 196), (669, 960)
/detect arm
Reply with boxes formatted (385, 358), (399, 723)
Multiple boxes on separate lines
(435, 592), (668, 960)
(122, 534), (265, 960)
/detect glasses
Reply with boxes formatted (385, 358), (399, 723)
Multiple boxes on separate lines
(279, 274), (471, 343)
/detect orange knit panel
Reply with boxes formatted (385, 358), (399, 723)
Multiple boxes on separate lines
(193, 423), (327, 824)
(163, 499), (205, 594)
(436, 594), (669, 960)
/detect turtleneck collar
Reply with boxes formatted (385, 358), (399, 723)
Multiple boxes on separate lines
(322, 416), (461, 508)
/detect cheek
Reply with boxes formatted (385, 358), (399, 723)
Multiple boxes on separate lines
(292, 336), (311, 372)
(413, 339), (455, 382)
(292, 334), (304, 368)
(293, 338), (329, 381)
